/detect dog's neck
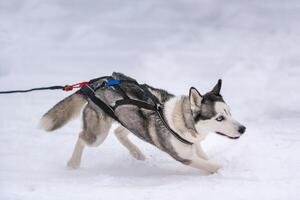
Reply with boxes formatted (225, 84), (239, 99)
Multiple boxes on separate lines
(164, 96), (200, 142)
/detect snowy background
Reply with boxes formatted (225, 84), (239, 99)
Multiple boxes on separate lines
(0, 0), (300, 199)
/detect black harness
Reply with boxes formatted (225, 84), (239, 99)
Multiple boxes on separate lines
(80, 76), (193, 145)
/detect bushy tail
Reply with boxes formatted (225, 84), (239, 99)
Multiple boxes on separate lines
(39, 93), (87, 131)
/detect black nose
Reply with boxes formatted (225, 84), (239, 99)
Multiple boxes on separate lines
(238, 126), (246, 134)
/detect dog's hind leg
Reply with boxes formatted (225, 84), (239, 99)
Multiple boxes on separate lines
(114, 126), (146, 161)
(67, 105), (113, 169)
(67, 132), (86, 169)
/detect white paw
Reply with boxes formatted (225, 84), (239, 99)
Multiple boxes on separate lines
(67, 159), (81, 169)
(130, 149), (146, 161)
(208, 163), (221, 174)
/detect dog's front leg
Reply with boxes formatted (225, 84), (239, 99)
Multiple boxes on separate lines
(188, 156), (221, 174)
(189, 145), (220, 173)
(181, 145), (220, 173)
(195, 143), (208, 160)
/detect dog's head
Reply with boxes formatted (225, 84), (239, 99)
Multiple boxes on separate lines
(189, 80), (246, 139)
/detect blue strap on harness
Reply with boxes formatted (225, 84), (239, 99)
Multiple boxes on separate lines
(105, 79), (120, 86)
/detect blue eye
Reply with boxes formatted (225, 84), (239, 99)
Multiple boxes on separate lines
(216, 116), (225, 122)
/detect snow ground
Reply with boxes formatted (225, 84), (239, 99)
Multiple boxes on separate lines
(0, 0), (300, 199)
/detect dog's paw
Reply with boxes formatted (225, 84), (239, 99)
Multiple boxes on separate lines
(129, 149), (146, 161)
(67, 159), (81, 169)
(207, 163), (221, 174)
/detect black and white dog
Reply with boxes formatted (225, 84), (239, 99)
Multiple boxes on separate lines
(40, 72), (246, 173)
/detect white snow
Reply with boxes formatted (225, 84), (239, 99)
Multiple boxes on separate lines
(1, 0), (300, 199)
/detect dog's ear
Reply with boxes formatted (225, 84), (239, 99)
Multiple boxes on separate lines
(189, 87), (203, 109)
(211, 79), (222, 95)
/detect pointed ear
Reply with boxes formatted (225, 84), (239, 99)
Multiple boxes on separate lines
(211, 79), (222, 95)
(189, 87), (203, 109)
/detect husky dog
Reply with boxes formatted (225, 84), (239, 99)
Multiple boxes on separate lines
(40, 72), (246, 173)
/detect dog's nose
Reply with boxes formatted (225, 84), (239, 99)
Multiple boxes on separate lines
(238, 126), (246, 134)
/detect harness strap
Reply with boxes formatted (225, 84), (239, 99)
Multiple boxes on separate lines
(114, 99), (156, 111)
(89, 76), (112, 84)
(114, 85), (129, 99)
(157, 108), (193, 145)
(80, 84), (120, 123)
(139, 84), (160, 106)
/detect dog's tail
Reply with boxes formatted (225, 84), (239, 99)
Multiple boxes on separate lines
(39, 92), (87, 132)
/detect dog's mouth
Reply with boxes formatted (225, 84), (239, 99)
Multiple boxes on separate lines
(215, 132), (240, 140)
